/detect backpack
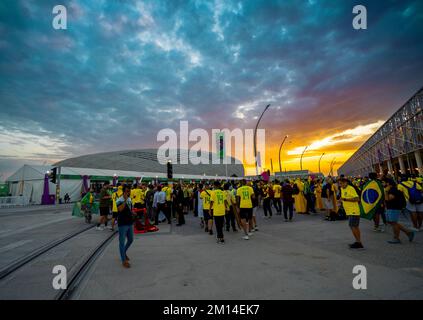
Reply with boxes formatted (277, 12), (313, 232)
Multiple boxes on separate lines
(292, 184), (300, 195)
(402, 182), (423, 204)
(397, 189), (407, 209)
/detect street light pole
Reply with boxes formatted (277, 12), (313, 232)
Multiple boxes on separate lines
(318, 152), (325, 175)
(329, 157), (336, 176)
(278, 135), (288, 173)
(254, 104), (271, 176)
(300, 146), (308, 171)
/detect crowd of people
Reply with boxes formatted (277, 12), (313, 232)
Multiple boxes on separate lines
(80, 171), (422, 268)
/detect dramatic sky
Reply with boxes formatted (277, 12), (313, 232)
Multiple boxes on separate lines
(1, 0), (423, 179)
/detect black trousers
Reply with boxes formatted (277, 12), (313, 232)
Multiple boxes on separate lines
(263, 198), (273, 217)
(225, 208), (237, 231)
(165, 201), (173, 220)
(177, 204), (185, 225)
(305, 194), (316, 213)
(214, 215), (225, 239)
(283, 202), (294, 220)
(273, 198), (282, 213)
(156, 203), (168, 224)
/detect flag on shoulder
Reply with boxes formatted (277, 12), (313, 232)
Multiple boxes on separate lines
(359, 179), (384, 220)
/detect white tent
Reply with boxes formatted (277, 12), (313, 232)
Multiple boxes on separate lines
(6, 165), (55, 205)
(6, 165), (147, 204)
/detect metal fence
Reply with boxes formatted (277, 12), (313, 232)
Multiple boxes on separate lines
(0, 196), (30, 208)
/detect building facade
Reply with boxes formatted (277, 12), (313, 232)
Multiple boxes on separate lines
(338, 87), (423, 177)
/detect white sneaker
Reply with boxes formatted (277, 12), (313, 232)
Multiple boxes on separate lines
(247, 232), (253, 236)
(96, 226), (104, 231)
(254, 227), (259, 231)
(106, 226), (112, 230)
(242, 235), (250, 240)
(410, 227), (419, 232)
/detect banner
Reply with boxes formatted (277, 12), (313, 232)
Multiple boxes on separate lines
(215, 132), (225, 161)
(360, 179), (384, 220)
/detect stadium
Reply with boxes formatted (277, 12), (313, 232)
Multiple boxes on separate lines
(4, 149), (244, 205)
(54, 148), (245, 178)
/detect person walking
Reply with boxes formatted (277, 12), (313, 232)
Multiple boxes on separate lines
(340, 178), (363, 250)
(262, 184), (273, 219)
(383, 178), (415, 244)
(153, 185), (168, 224)
(116, 185), (135, 268)
(224, 183), (237, 232)
(398, 175), (423, 232)
(236, 179), (255, 240)
(174, 184), (186, 226)
(282, 180), (294, 222)
(210, 181), (228, 244)
(145, 184), (155, 223)
(110, 184), (123, 231)
(97, 182), (112, 230)
(200, 184), (214, 235)
(273, 180), (282, 215)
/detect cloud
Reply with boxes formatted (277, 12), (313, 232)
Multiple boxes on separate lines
(287, 121), (385, 155)
(0, 0), (422, 177)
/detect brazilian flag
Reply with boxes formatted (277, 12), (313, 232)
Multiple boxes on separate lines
(359, 180), (384, 220)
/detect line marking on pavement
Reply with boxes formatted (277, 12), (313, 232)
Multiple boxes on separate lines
(0, 216), (74, 239)
(0, 230), (13, 236)
(0, 240), (33, 254)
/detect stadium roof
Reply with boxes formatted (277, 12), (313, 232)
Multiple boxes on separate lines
(54, 149), (245, 177)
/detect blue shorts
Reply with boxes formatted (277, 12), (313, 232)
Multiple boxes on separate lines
(386, 209), (401, 223)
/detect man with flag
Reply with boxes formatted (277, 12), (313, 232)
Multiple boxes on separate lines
(359, 173), (385, 223)
(340, 178), (364, 249)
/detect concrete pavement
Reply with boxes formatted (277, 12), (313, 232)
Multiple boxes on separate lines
(74, 211), (423, 300)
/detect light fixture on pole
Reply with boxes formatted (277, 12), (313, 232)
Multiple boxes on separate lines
(278, 135), (289, 173)
(318, 152), (325, 174)
(300, 146), (308, 171)
(254, 104), (270, 176)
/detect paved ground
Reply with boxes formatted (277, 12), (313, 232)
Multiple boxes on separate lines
(0, 205), (422, 300)
(75, 210), (423, 300)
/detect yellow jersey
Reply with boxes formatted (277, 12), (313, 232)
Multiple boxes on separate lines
(273, 184), (281, 198)
(225, 189), (236, 206)
(341, 185), (360, 216)
(237, 186), (254, 208)
(211, 189), (227, 216)
(131, 189), (144, 205)
(200, 190), (212, 210)
(162, 187), (173, 201)
(112, 188), (123, 212)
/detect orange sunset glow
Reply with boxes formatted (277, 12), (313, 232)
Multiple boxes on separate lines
(243, 120), (385, 176)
